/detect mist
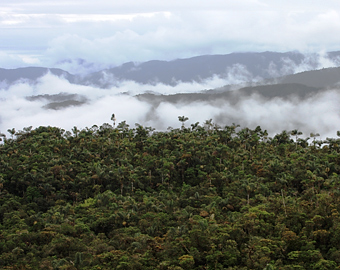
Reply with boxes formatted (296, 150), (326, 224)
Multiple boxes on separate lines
(1, 70), (339, 141)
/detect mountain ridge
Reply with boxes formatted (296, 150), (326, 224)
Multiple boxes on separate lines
(1, 51), (340, 111)
(1, 51), (339, 88)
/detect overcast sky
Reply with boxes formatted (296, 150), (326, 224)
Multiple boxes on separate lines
(2, 0), (340, 72)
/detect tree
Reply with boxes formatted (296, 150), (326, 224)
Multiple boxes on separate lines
(72, 126), (79, 138)
(7, 128), (15, 139)
(111, 113), (116, 126)
(178, 116), (189, 129)
(204, 119), (213, 132)
(310, 132), (320, 147)
(0, 132), (6, 143)
(291, 129), (303, 150)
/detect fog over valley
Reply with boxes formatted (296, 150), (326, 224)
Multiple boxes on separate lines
(1, 51), (340, 140)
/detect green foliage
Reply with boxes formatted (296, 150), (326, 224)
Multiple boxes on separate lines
(1, 122), (340, 269)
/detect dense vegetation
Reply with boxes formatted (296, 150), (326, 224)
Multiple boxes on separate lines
(1, 119), (340, 269)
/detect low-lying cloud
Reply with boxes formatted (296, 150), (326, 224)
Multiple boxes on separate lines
(1, 72), (339, 141)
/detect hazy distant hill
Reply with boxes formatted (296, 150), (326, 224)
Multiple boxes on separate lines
(26, 93), (88, 110)
(0, 67), (75, 86)
(82, 51), (308, 87)
(1, 51), (340, 88)
(278, 67), (340, 88)
(136, 83), (323, 107)
(1, 51), (340, 110)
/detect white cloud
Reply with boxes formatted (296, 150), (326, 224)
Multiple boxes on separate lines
(1, 73), (340, 141)
(1, 1), (340, 71)
(0, 51), (39, 69)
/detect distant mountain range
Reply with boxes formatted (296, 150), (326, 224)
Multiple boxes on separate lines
(1, 51), (340, 87)
(0, 67), (74, 85)
(1, 51), (340, 109)
(83, 51), (309, 86)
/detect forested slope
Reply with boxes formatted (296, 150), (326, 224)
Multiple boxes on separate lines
(1, 121), (340, 269)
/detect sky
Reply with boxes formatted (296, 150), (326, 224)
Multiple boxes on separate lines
(1, 1), (340, 140)
(1, 1), (340, 73)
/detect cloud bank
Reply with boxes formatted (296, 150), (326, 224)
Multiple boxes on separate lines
(1, 73), (339, 141)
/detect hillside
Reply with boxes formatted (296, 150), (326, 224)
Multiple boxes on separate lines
(0, 67), (75, 86)
(279, 67), (340, 88)
(136, 83), (324, 106)
(1, 51), (339, 89)
(1, 122), (340, 269)
(83, 51), (306, 86)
